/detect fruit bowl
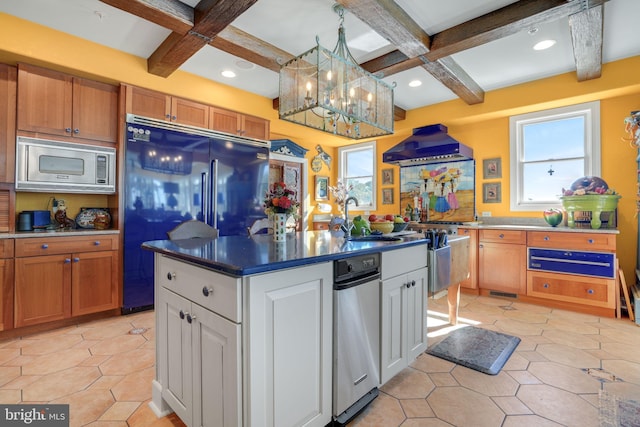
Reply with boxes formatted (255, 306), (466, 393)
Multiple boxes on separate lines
(392, 222), (408, 232)
(370, 221), (394, 234)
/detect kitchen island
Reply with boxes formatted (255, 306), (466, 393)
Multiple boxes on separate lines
(142, 231), (430, 427)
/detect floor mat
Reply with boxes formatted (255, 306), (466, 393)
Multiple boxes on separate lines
(426, 326), (521, 375)
(599, 390), (640, 427)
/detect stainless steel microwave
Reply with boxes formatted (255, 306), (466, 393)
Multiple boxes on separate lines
(16, 136), (116, 194)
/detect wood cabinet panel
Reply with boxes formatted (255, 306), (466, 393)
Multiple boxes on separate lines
(478, 241), (526, 294)
(527, 270), (615, 309)
(0, 256), (14, 331)
(0, 64), (16, 183)
(15, 235), (118, 257)
(127, 85), (171, 121)
(479, 229), (526, 244)
(527, 231), (615, 251)
(15, 254), (72, 327)
(171, 97), (209, 128)
(242, 114), (270, 139)
(71, 250), (118, 316)
(458, 227), (477, 290)
(0, 185), (15, 233)
(17, 64), (118, 144)
(210, 107), (239, 135)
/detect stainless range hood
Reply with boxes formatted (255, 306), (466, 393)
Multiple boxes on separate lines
(383, 124), (473, 166)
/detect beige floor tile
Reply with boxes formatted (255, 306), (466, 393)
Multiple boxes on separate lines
(380, 367), (435, 399)
(20, 334), (84, 355)
(600, 341), (640, 363)
(51, 388), (115, 427)
(98, 348), (154, 376)
(427, 372), (458, 387)
(535, 343), (601, 368)
(494, 319), (544, 336)
(502, 352), (531, 370)
(399, 398), (435, 418)
(492, 395), (533, 415)
(0, 347), (20, 364)
(22, 348), (91, 375)
(506, 370), (543, 385)
(22, 366), (101, 401)
(516, 384), (599, 427)
(0, 388), (21, 403)
(397, 419), (453, 427)
(411, 353), (454, 374)
(99, 401), (141, 421)
(2, 354), (39, 367)
(451, 367), (519, 396)
(80, 354), (112, 367)
(503, 309), (550, 324)
(542, 329), (601, 349)
(502, 415), (564, 426)
(545, 318), (601, 335)
(89, 334), (147, 355)
(82, 323), (138, 340)
(0, 366), (21, 387)
(84, 421), (128, 427)
(427, 386), (505, 427)
(601, 359), (640, 385)
(111, 367), (155, 401)
(348, 392), (405, 427)
(0, 374), (42, 389)
(527, 361), (602, 394)
(88, 375), (125, 390)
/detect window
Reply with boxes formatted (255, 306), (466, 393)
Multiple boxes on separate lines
(509, 101), (600, 211)
(338, 141), (376, 211)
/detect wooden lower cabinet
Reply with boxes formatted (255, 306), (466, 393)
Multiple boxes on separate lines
(527, 270), (616, 309)
(478, 230), (526, 295)
(458, 227), (477, 290)
(14, 235), (119, 328)
(0, 239), (14, 331)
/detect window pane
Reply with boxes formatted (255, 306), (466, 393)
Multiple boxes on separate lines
(522, 159), (584, 202)
(346, 177), (372, 205)
(523, 116), (585, 161)
(346, 149), (373, 176)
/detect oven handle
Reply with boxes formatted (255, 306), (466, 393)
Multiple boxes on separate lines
(529, 255), (611, 267)
(334, 272), (381, 291)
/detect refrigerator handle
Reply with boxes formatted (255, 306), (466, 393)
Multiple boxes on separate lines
(201, 171), (208, 223)
(211, 159), (219, 229)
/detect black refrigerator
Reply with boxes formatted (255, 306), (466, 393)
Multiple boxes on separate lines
(122, 115), (270, 313)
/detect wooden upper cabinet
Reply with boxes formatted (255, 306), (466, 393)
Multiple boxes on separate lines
(210, 107), (269, 140)
(17, 63), (118, 144)
(0, 64), (16, 184)
(127, 85), (210, 128)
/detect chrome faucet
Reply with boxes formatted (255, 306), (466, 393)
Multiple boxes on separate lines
(343, 196), (359, 238)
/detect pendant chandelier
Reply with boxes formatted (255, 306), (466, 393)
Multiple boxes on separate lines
(278, 4), (395, 140)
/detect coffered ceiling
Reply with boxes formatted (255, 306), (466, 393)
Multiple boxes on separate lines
(1, 0), (638, 114)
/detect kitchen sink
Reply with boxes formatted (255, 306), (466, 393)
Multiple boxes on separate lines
(347, 235), (402, 242)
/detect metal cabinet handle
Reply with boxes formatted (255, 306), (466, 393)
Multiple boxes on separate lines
(544, 236), (550, 241)
(172, 115), (177, 120)
(73, 257), (80, 262)
(167, 272), (176, 280)
(479, 244), (483, 249)
(179, 310), (185, 319)
(202, 286), (213, 297)
(74, 128), (79, 134)
(41, 244), (48, 249)
(406, 282), (411, 288)
(543, 283), (549, 288)
(94, 241), (101, 246)
(588, 239), (594, 244)
(588, 289), (594, 294)
(499, 233), (504, 239)
(411, 280), (416, 287)
(165, 114), (171, 119)
(65, 127), (72, 133)
(186, 313), (196, 323)
(64, 258), (71, 264)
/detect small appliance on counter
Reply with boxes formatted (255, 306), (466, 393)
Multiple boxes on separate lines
(17, 210), (51, 231)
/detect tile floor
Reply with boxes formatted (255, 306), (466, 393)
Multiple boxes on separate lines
(0, 293), (639, 426)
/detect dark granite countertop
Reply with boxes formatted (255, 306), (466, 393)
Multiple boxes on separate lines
(142, 230), (429, 277)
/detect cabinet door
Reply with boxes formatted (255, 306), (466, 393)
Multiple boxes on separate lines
(172, 97), (210, 128)
(406, 268), (427, 361)
(241, 114), (269, 140)
(17, 64), (73, 137)
(71, 250), (118, 316)
(72, 77), (118, 143)
(380, 274), (407, 384)
(158, 287), (192, 426)
(127, 86), (171, 121)
(246, 262), (332, 427)
(191, 303), (241, 427)
(0, 257), (14, 331)
(210, 107), (240, 135)
(478, 242), (526, 294)
(14, 254), (72, 327)
(0, 64), (16, 183)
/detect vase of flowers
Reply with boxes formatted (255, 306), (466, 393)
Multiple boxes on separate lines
(328, 180), (353, 212)
(264, 182), (299, 241)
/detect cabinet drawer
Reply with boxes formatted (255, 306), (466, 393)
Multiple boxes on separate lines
(0, 239), (14, 258)
(158, 255), (241, 323)
(527, 271), (615, 309)
(15, 235), (118, 257)
(479, 229), (526, 244)
(382, 245), (427, 280)
(527, 231), (615, 251)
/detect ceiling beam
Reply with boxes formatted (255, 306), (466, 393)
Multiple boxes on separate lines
(337, 0), (485, 105)
(569, 4), (604, 81)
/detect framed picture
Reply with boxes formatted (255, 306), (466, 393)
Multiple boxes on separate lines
(483, 158), (502, 179)
(483, 182), (502, 203)
(315, 175), (329, 201)
(382, 168), (394, 185)
(382, 188), (394, 204)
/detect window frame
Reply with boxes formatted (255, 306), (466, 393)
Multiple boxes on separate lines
(338, 141), (377, 212)
(509, 101), (601, 211)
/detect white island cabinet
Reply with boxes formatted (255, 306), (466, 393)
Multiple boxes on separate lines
(380, 245), (428, 384)
(151, 253), (333, 427)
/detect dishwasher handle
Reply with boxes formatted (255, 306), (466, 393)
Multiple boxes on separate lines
(334, 272), (381, 290)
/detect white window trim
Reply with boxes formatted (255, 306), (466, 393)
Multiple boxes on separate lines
(509, 101), (601, 211)
(338, 141), (377, 212)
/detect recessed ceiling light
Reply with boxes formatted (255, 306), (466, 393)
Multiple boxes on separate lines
(409, 80), (422, 88)
(533, 39), (556, 51)
(221, 70), (236, 78)
(235, 60), (254, 70)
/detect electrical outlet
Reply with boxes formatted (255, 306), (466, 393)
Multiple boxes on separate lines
(482, 211), (492, 217)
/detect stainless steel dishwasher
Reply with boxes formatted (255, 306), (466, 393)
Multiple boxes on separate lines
(333, 252), (381, 426)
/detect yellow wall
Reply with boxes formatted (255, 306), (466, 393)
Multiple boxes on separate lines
(1, 13), (639, 281)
